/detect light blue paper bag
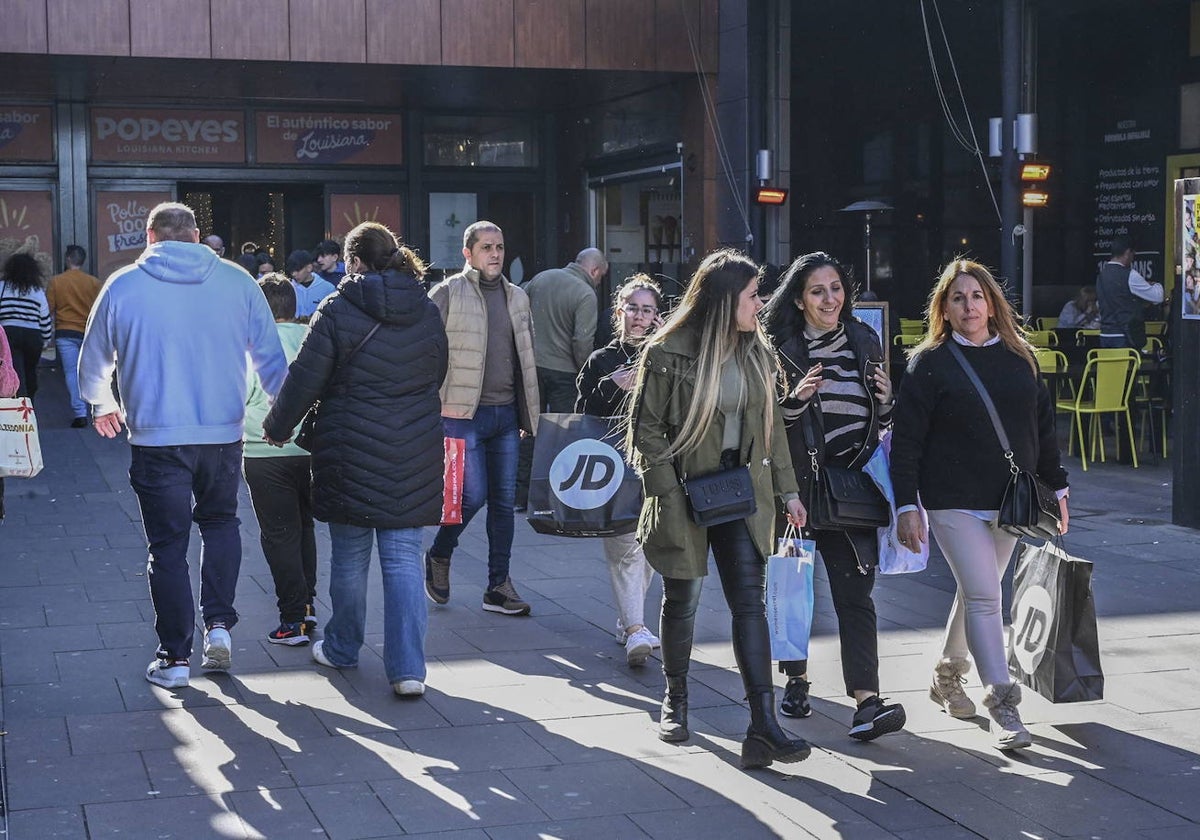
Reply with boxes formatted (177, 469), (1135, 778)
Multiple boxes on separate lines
(766, 527), (816, 661)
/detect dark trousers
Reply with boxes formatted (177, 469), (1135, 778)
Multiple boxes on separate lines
(5, 326), (43, 398)
(129, 442), (243, 662)
(243, 455), (317, 624)
(515, 367), (579, 507)
(661, 519), (775, 699)
(779, 529), (879, 696)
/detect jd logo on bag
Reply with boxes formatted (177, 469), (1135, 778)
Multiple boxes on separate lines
(1007, 540), (1104, 703)
(527, 413), (642, 538)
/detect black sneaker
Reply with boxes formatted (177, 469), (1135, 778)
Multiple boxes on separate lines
(482, 578), (531, 616)
(267, 621), (310, 646)
(848, 695), (906, 741)
(780, 677), (812, 718)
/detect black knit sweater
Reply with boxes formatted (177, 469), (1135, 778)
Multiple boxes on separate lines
(890, 340), (1068, 511)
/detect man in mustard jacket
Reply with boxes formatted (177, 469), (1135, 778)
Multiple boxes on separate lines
(426, 221), (540, 616)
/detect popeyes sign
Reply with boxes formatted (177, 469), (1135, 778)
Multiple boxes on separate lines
(90, 108), (245, 163)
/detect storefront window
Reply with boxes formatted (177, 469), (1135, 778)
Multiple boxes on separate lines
(423, 116), (537, 168)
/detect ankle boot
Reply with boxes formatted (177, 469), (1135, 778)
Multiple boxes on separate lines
(982, 682), (1032, 751)
(659, 676), (689, 742)
(930, 657), (977, 719)
(741, 692), (812, 769)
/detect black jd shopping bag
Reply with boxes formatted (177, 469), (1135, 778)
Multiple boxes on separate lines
(527, 413), (642, 538)
(1008, 540), (1105, 703)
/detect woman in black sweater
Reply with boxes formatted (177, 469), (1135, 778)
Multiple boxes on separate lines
(760, 252), (905, 742)
(891, 259), (1069, 751)
(576, 274), (664, 666)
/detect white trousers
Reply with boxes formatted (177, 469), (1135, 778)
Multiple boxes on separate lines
(602, 531), (656, 634)
(928, 510), (1019, 687)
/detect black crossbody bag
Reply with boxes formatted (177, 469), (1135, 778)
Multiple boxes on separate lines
(945, 342), (1061, 541)
(800, 419), (889, 531)
(295, 321), (382, 451)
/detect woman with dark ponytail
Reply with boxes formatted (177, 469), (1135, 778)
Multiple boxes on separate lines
(264, 222), (448, 697)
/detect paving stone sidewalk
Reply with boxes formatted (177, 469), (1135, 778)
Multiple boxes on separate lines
(1, 370), (1198, 839)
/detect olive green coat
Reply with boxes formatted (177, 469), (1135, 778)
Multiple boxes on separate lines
(630, 327), (799, 579)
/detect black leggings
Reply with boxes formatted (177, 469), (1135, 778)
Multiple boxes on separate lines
(4, 326), (42, 398)
(660, 518), (774, 699)
(778, 528), (879, 696)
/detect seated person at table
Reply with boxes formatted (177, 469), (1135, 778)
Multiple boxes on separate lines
(1057, 286), (1100, 329)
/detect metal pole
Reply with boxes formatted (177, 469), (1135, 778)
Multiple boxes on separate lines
(1000, 0), (1021, 290)
(1022, 206), (1034, 318)
(864, 212), (873, 292)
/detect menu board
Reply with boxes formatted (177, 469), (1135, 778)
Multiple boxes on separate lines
(90, 108), (245, 164)
(0, 105), (54, 162)
(0, 189), (55, 276)
(256, 112), (403, 166)
(94, 190), (172, 282)
(1091, 114), (1164, 284)
(328, 194), (403, 241)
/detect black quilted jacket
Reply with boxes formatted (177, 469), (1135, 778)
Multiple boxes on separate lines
(263, 270), (448, 528)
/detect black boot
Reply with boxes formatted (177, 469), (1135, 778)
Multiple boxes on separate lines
(659, 676), (689, 742)
(741, 691), (811, 769)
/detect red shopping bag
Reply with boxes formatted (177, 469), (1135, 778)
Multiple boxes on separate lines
(441, 437), (466, 525)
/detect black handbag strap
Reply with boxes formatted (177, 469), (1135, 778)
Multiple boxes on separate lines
(945, 341), (1015, 460)
(327, 320), (382, 395)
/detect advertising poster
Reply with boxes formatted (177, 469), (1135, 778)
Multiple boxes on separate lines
(256, 112), (403, 166)
(428, 193), (476, 272)
(90, 108), (245, 164)
(0, 189), (55, 276)
(1183, 194), (1200, 319)
(329, 194), (402, 241)
(0, 105), (54, 162)
(94, 190), (172, 281)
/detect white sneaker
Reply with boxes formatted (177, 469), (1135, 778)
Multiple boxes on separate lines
(625, 628), (656, 667)
(311, 639), (340, 669)
(146, 659), (189, 689)
(393, 679), (425, 697)
(200, 626), (232, 671)
(616, 628), (660, 648)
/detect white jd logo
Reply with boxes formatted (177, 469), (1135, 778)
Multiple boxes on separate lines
(1011, 584), (1054, 674)
(549, 439), (625, 510)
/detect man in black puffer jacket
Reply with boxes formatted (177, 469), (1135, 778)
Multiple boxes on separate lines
(263, 222), (448, 698)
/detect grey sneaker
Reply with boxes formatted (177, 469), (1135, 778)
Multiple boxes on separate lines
(425, 551), (450, 605)
(983, 682), (1032, 750)
(200, 626), (231, 672)
(483, 578), (531, 616)
(146, 659), (189, 689)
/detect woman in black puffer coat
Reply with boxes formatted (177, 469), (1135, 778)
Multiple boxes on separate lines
(264, 222), (447, 697)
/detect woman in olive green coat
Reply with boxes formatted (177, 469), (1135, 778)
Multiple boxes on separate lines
(627, 249), (810, 770)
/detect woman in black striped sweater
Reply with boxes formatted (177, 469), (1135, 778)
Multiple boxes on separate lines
(760, 252), (905, 742)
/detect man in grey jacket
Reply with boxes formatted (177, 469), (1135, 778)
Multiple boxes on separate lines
(515, 248), (606, 508)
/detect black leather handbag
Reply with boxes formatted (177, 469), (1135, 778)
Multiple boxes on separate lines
(810, 464), (890, 530)
(946, 342), (1062, 541)
(798, 406), (888, 531)
(681, 464), (757, 527)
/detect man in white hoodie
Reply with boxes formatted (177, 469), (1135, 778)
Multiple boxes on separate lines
(79, 202), (287, 689)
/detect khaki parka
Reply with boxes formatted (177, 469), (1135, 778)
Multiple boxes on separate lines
(630, 326), (799, 579)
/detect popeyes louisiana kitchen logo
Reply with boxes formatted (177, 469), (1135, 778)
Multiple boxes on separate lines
(90, 109), (246, 164)
(0, 106), (54, 162)
(256, 112), (403, 166)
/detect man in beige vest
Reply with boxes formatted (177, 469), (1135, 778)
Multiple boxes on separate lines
(426, 221), (540, 616)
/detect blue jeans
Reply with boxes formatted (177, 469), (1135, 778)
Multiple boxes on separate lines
(129, 443), (243, 662)
(324, 523), (427, 683)
(431, 403), (519, 589)
(55, 334), (86, 418)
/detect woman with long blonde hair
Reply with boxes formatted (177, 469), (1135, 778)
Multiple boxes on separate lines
(627, 249), (809, 770)
(891, 259), (1068, 751)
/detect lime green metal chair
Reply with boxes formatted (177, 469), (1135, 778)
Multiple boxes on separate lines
(1056, 349), (1140, 470)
